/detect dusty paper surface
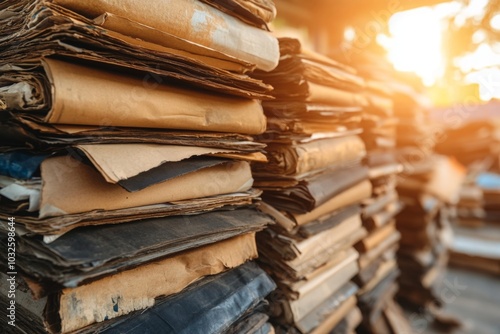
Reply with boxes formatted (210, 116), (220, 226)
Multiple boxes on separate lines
(42, 58), (267, 134)
(52, 0), (279, 71)
(57, 233), (258, 333)
(94, 12), (253, 73)
(199, 0), (276, 27)
(76, 144), (257, 183)
(40, 156), (253, 217)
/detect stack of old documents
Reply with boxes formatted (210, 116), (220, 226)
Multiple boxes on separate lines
(251, 38), (370, 333)
(0, 0), (279, 333)
(434, 118), (500, 275)
(435, 119), (500, 168)
(337, 50), (417, 333)
(449, 172), (500, 275)
(353, 79), (409, 334)
(393, 88), (466, 314)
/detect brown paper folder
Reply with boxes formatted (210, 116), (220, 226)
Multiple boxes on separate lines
(40, 155), (253, 218)
(47, 59), (267, 133)
(293, 180), (372, 226)
(2, 58), (268, 134)
(52, 0), (279, 71)
(93, 12), (255, 73)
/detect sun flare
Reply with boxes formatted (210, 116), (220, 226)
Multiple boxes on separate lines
(378, 7), (444, 86)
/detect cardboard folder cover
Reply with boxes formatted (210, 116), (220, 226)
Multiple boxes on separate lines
(54, 233), (258, 333)
(38, 59), (266, 134)
(293, 180), (372, 226)
(52, 0), (279, 71)
(76, 143), (266, 185)
(40, 156), (253, 218)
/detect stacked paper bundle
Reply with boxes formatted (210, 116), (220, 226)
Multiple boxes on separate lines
(435, 123), (500, 274)
(435, 119), (500, 168)
(0, 0), (280, 333)
(352, 79), (411, 333)
(333, 51), (417, 333)
(391, 88), (466, 314)
(250, 38), (371, 333)
(448, 171), (500, 275)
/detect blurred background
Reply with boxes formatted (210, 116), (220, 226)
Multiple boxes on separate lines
(274, 1), (500, 333)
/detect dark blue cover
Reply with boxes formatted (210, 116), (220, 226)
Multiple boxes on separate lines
(0, 151), (48, 179)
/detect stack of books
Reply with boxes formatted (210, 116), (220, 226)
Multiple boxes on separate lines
(251, 38), (370, 334)
(0, 0), (280, 333)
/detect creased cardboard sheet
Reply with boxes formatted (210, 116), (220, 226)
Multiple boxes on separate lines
(42, 59), (266, 134)
(76, 144), (252, 183)
(40, 156), (253, 218)
(57, 233), (258, 333)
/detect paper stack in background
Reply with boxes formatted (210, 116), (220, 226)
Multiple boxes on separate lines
(250, 38), (370, 334)
(354, 81), (408, 333)
(433, 119), (500, 275)
(0, 1), (279, 333)
(341, 52), (411, 334)
(391, 90), (466, 316)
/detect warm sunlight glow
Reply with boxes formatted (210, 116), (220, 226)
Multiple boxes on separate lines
(381, 7), (444, 86)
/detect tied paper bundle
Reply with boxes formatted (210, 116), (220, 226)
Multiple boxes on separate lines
(0, 1), (279, 333)
(251, 38), (372, 333)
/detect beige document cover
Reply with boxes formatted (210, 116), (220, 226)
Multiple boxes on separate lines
(40, 156), (253, 218)
(56, 233), (258, 333)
